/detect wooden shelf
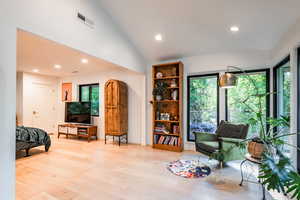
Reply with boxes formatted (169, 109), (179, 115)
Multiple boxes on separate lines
(153, 61), (182, 67)
(152, 61), (183, 152)
(155, 120), (179, 123)
(153, 144), (182, 152)
(153, 132), (180, 136)
(153, 100), (179, 103)
(154, 76), (179, 80)
(168, 87), (179, 89)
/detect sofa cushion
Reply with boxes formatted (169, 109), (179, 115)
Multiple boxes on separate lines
(216, 120), (249, 139)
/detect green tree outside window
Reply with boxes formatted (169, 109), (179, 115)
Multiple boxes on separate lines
(79, 84), (99, 116)
(227, 72), (268, 137)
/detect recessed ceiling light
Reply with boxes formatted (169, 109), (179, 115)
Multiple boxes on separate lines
(54, 64), (62, 69)
(230, 26), (239, 32)
(81, 58), (88, 64)
(32, 69), (39, 73)
(155, 34), (163, 41)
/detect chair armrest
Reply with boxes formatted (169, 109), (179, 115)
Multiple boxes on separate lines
(193, 132), (218, 143)
(219, 137), (243, 144)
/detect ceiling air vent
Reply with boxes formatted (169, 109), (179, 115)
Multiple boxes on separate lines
(77, 12), (94, 28)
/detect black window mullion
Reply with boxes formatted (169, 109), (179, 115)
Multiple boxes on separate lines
(297, 48), (300, 173)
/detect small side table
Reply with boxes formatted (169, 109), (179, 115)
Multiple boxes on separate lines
(240, 154), (266, 200)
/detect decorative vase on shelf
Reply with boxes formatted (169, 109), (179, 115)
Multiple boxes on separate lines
(156, 95), (162, 101)
(170, 79), (177, 88)
(156, 111), (160, 120)
(171, 90), (178, 100)
(156, 72), (163, 79)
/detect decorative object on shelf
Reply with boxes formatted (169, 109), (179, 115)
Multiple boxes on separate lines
(218, 66), (300, 198)
(173, 115), (179, 121)
(152, 81), (168, 101)
(156, 71), (163, 78)
(172, 125), (179, 134)
(62, 83), (72, 102)
(171, 89), (178, 100)
(156, 111), (160, 120)
(167, 160), (211, 178)
(160, 113), (170, 121)
(154, 124), (170, 134)
(170, 79), (177, 88)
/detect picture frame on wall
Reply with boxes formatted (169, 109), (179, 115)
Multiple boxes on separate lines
(62, 83), (72, 102)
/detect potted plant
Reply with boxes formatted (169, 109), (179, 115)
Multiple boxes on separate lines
(152, 82), (168, 101)
(219, 66), (300, 199)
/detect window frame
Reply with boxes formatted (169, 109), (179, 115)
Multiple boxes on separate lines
(79, 83), (99, 117)
(273, 55), (290, 120)
(297, 48), (300, 173)
(187, 73), (220, 142)
(224, 69), (271, 129)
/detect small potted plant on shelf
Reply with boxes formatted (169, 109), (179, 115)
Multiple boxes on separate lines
(152, 82), (168, 101)
(217, 66), (300, 199)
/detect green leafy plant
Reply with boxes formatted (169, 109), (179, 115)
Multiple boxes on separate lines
(220, 66), (300, 199)
(152, 82), (168, 97)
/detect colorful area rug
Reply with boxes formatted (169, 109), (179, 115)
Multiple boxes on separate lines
(167, 159), (211, 178)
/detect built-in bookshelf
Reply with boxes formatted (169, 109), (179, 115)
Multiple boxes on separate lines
(151, 61), (183, 152)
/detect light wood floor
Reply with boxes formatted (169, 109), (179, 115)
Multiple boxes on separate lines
(16, 136), (272, 200)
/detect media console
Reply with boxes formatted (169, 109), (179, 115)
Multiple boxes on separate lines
(58, 123), (97, 142)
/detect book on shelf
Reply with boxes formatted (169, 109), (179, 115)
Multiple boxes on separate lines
(154, 135), (180, 146)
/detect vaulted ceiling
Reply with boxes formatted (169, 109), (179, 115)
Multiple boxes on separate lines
(99, 0), (300, 62)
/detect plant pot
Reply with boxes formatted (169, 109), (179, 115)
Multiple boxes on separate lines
(171, 90), (178, 100)
(156, 95), (162, 101)
(247, 141), (265, 159)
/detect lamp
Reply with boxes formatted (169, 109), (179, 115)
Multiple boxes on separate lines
(219, 72), (238, 88)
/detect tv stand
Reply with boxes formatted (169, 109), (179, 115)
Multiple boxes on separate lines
(58, 123), (97, 142)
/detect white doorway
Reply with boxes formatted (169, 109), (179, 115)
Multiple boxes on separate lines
(31, 82), (57, 133)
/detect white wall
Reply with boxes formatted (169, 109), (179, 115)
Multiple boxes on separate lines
(17, 73), (60, 133)
(59, 69), (146, 145)
(1, 1), (147, 198)
(14, 0), (146, 73)
(146, 50), (271, 149)
(0, 19), (16, 200)
(16, 72), (23, 125)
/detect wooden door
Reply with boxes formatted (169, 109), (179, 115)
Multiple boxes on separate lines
(119, 82), (128, 133)
(30, 82), (57, 133)
(105, 80), (120, 135)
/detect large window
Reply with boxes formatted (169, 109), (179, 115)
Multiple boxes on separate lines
(187, 74), (219, 141)
(274, 56), (291, 119)
(79, 84), (99, 116)
(274, 56), (291, 155)
(297, 47), (300, 173)
(226, 70), (270, 137)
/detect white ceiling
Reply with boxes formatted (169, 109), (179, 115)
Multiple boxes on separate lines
(17, 30), (124, 77)
(99, 0), (300, 61)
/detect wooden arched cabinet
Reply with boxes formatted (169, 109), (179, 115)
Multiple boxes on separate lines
(104, 80), (128, 145)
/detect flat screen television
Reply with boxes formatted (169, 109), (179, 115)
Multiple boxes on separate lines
(65, 102), (91, 124)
